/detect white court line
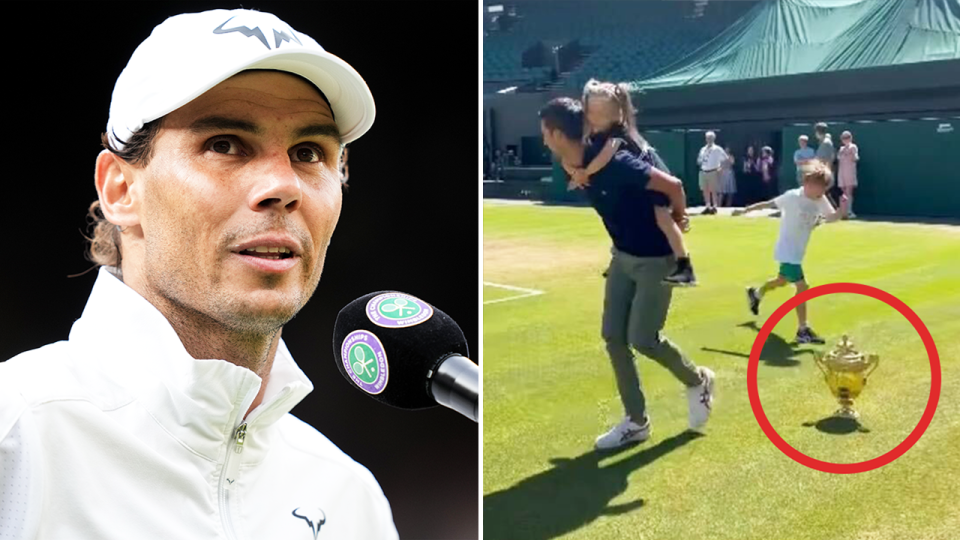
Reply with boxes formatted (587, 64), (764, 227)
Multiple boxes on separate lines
(483, 281), (545, 305)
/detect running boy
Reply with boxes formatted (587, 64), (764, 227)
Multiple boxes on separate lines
(564, 79), (696, 286)
(733, 161), (849, 344)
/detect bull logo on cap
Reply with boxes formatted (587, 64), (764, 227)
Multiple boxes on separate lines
(213, 15), (302, 50)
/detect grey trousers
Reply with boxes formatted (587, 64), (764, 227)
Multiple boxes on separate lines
(602, 249), (702, 422)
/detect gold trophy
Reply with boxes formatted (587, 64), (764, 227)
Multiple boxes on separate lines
(813, 335), (879, 420)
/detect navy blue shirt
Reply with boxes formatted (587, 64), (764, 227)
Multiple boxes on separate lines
(582, 143), (673, 258)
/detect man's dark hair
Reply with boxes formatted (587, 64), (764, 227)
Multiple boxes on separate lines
(83, 118), (166, 270)
(538, 97), (583, 142)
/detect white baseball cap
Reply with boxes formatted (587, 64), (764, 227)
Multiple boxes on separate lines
(107, 9), (375, 150)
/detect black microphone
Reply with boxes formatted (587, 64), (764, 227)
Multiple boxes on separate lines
(332, 291), (478, 422)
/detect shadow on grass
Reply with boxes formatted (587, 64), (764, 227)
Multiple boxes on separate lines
(701, 322), (816, 367)
(802, 416), (871, 434)
(483, 431), (703, 540)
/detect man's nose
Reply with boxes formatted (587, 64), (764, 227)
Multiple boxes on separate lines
(248, 151), (303, 213)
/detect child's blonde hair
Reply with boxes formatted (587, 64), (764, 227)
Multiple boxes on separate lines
(800, 161), (832, 187)
(581, 78), (649, 153)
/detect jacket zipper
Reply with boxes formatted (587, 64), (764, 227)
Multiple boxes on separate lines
(216, 386), (290, 538)
(219, 422), (247, 540)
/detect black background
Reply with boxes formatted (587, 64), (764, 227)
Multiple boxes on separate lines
(1, 2), (478, 539)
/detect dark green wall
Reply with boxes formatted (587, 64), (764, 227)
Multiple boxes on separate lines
(781, 118), (960, 218)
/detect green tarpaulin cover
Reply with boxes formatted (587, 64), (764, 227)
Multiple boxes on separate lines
(632, 0), (960, 89)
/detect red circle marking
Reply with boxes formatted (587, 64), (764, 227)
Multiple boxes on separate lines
(747, 282), (940, 474)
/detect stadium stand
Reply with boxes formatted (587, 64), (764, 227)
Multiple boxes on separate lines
(483, 1), (758, 93)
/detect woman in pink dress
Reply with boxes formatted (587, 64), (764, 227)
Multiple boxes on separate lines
(837, 131), (860, 218)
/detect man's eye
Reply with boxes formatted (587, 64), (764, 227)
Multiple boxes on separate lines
(209, 137), (243, 155)
(291, 144), (322, 163)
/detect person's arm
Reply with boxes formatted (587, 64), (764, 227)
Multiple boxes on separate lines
(561, 160), (590, 190)
(732, 199), (778, 216)
(582, 138), (622, 176)
(853, 144), (859, 162)
(820, 194), (848, 222)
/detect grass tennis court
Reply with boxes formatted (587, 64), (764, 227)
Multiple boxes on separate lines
(482, 201), (960, 540)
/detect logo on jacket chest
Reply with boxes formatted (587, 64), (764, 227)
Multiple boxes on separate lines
(292, 507), (326, 539)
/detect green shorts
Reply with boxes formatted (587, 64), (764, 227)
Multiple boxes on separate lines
(778, 263), (805, 283)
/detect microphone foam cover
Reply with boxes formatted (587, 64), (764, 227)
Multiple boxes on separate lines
(333, 291), (469, 410)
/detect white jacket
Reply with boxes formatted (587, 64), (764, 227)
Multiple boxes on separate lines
(0, 268), (398, 540)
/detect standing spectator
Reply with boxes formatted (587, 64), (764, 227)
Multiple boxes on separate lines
(696, 131), (728, 214)
(837, 130), (860, 218)
(719, 146), (736, 207)
(742, 145), (761, 204)
(760, 146), (777, 199)
(793, 135), (816, 185)
(814, 122), (839, 206)
(493, 149), (505, 179)
(483, 141), (490, 179)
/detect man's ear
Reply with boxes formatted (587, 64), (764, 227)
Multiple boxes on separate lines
(94, 150), (141, 228)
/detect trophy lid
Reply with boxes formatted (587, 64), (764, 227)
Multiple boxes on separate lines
(821, 334), (871, 370)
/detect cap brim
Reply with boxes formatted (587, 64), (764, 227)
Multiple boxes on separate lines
(136, 47), (375, 145)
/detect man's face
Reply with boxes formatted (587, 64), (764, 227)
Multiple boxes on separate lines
(541, 120), (561, 156)
(130, 70), (342, 334)
(799, 138), (808, 148)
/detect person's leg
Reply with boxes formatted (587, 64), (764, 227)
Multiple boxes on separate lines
(758, 275), (787, 297)
(709, 171), (722, 210)
(655, 207), (688, 259)
(601, 251), (648, 424)
(658, 208), (697, 286)
(624, 254), (715, 429)
(792, 274), (826, 343)
(747, 273), (786, 315)
(794, 278), (809, 329)
(844, 185), (855, 216)
(699, 171), (710, 213)
(624, 256), (701, 387)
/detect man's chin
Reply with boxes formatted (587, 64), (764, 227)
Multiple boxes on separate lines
(226, 289), (304, 328)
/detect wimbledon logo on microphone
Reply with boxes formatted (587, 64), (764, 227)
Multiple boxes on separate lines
(341, 330), (389, 394)
(366, 292), (434, 328)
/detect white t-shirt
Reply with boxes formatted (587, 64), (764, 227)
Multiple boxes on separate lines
(773, 188), (835, 264)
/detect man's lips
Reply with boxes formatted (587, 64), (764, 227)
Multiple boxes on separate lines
(229, 235), (304, 271)
(237, 245), (293, 260)
(230, 235), (303, 259)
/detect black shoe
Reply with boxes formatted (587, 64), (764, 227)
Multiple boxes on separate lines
(663, 262), (697, 287)
(746, 287), (760, 316)
(796, 326), (826, 344)
(701, 207), (713, 215)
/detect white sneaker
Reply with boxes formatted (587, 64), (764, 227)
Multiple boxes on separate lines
(687, 367), (715, 430)
(595, 416), (651, 450)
